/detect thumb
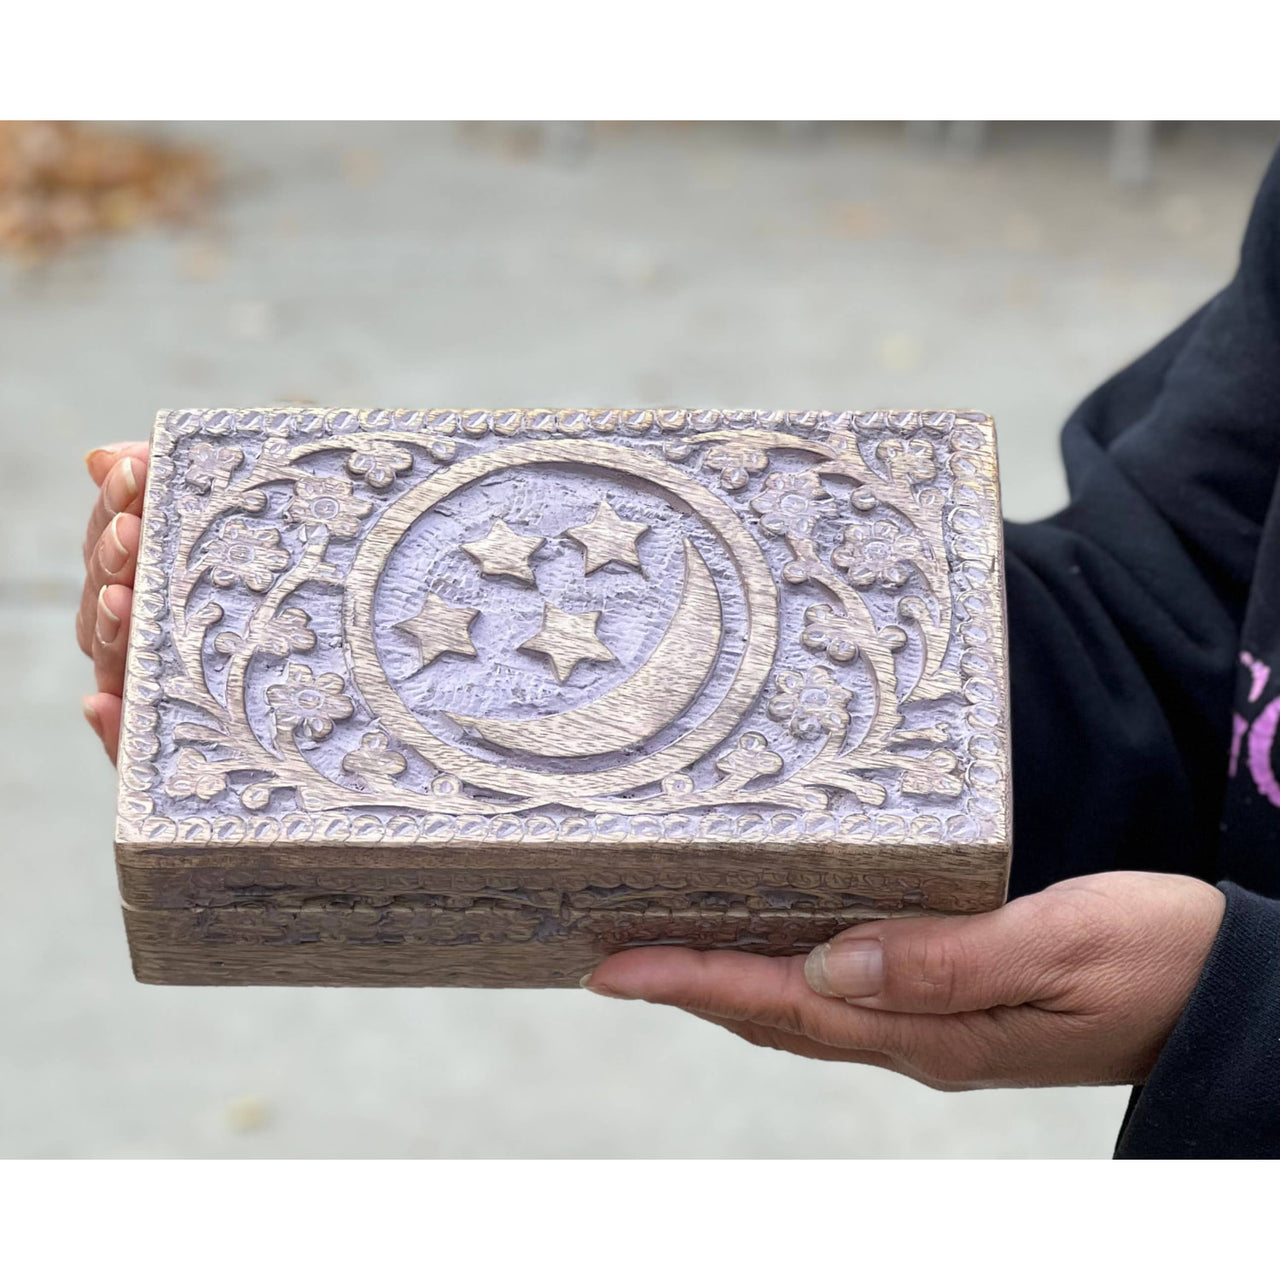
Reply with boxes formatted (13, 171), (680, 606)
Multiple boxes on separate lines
(804, 893), (1068, 1015)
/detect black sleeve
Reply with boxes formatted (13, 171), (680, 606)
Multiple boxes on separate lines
(1114, 882), (1280, 1158)
(1004, 145), (1280, 897)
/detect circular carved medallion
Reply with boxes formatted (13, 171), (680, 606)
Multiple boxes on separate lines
(344, 439), (779, 801)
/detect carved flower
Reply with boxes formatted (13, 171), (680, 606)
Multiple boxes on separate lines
(749, 470), (835, 537)
(832, 518), (926, 589)
(715, 732), (784, 782)
(767, 666), (852, 740)
(705, 442), (768, 491)
(800, 603), (861, 663)
(876, 438), (936, 485)
(214, 606), (316, 658)
(346, 440), (413, 489)
(284, 475), (373, 539)
(266, 663), (354, 739)
(899, 748), (964, 798)
(203, 518), (290, 592)
(164, 748), (228, 801)
(185, 442), (244, 492)
(342, 731), (407, 784)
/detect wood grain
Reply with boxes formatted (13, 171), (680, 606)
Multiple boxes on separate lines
(115, 407), (1012, 986)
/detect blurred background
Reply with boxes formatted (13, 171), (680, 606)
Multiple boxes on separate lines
(2, 120), (1277, 1158)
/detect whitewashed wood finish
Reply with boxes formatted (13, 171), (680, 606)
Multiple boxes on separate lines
(115, 407), (1011, 986)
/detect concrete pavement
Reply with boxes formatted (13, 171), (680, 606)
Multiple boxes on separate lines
(3, 121), (1274, 1156)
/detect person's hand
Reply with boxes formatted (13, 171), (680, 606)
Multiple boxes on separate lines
(78, 441), (149, 763)
(583, 871), (1225, 1089)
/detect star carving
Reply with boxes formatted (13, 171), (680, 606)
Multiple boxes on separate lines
(564, 501), (649, 574)
(519, 603), (616, 682)
(396, 594), (479, 671)
(461, 519), (545, 584)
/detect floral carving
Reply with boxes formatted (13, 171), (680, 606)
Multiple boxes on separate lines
(715, 733), (784, 783)
(767, 667), (852, 740)
(164, 747), (228, 801)
(899, 748), (964, 798)
(341, 731), (408, 785)
(284, 475), (373, 539)
(346, 440), (413, 489)
(705, 442), (768, 491)
(214, 607), (316, 658)
(185, 442), (244, 492)
(266, 663), (354, 740)
(749, 470), (835, 537)
(203, 519), (290, 592)
(832, 518), (926, 589)
(876, 438), (936, 485)
(122, 407), (1006, 858)
(800, 603), (860, 663)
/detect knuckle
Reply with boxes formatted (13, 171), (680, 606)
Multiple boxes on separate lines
(894, 930), (966, 1010)
(1029, 887), (1119, 968)
(772, 975), (820, 1039)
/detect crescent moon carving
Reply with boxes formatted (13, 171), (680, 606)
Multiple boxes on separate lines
(346, 437), (777, 801)
(449, 538), (721, 758)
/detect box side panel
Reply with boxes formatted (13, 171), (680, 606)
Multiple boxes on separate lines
(124, 907), (599, 987)
(121, 846), (1010, 989)
(117, 845), (1011, 913)
(123, 900), (910, 989)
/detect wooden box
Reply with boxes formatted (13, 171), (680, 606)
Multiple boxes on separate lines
(115, 407), (1011, 986)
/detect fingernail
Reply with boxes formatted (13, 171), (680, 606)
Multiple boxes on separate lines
(579, 972), (634, 999)
(98, 514), (129, 574)
(805, 939), (883, 999)
(82, 698), (102, 735)
(84, 441), (130, 465)
(96, 586), (121, 646)
(105, 457), (139, 515)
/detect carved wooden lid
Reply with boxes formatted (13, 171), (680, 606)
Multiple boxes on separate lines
(116, 408), (1010, 883)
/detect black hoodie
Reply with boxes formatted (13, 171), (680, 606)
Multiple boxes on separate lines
(1004, 145), (1280, 1157)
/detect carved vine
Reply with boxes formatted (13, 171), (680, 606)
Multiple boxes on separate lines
(117, 408), (1007, 841)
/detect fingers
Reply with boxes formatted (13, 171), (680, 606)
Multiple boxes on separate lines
(92, 584), (133, 696)
(583, 943), (1081, 1087)
(82, 691), (123, 765)
(82, 452), (148, 573)
(804, 893), (1074, 1015)
(79, 443), (149, 763)
(585, 947), (893, 1051)
(77, 512), (141, 657)
(689, 1011), (899, 1068)
(85, 441), (148, 488)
